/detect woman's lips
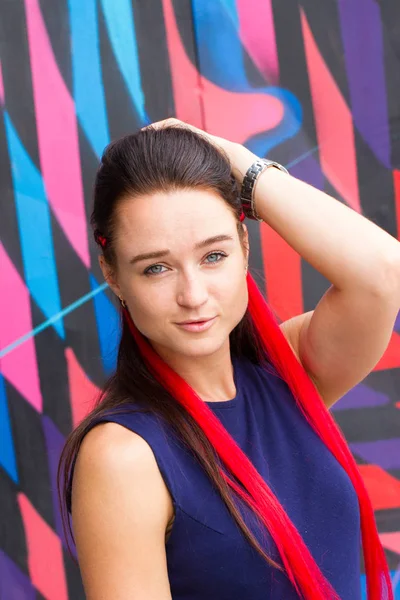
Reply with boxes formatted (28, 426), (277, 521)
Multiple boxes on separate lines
(175, 317), (217, 332)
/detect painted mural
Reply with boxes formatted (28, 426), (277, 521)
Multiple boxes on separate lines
(0, 0), (399, 597)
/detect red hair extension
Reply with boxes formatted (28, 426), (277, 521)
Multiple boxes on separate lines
(246, 273), (392, 600)
(123, 272), (392, 600)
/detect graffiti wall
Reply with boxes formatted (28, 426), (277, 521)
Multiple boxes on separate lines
(0, 0), (399, 597)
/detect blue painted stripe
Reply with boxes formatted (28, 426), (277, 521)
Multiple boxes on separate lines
(191, 1), (302, 154)
(360, 571), (400, 599)
(68, 0), (110, 158)
(285, 143), (320, 170)
(0, 283), (108, 359)
(219, 0), (239, 31)
(90, 275), (120, 374)
(192, 0), (248, 91)
(0, 374), (18, 483)
(3, 113), (65, 339)
(100, 0), (148, 124)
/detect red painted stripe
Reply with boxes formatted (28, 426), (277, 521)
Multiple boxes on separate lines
(18, 493), (68, 600)
(301, 9), (360, 213)
(261, 223), (303, 322)
(66, 347), (100, 427)
(373, 331), (400, 371)
(358, 465), (400, 511)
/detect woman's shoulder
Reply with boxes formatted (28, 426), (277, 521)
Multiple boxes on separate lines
(87, 402), (168, 437)
(78, 404), (176, 466)
(78, 418), (155, 468)
(73, 419), (169, 508)
(67, 405), (172, 507)
(70, 420), (174, 598)
(71, 414), (175, 516)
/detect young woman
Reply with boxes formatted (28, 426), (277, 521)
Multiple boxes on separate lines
(58, 119), (400, 600)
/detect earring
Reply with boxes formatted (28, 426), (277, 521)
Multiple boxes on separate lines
(245, 265), (248, 274)
(119, 296), (127, 308)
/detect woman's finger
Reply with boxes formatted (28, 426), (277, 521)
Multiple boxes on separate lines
(142, 117), (189, 131)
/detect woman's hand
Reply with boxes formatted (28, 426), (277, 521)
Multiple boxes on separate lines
(142, 118), (257, 186)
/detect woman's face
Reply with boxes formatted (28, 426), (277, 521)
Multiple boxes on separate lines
(101, 188), (249, 363)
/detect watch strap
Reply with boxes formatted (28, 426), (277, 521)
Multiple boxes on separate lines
(240, 159), (289, 221)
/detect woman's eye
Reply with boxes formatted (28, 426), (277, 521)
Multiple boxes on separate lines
(143, 252), (227, 276)
(205, 252), (227, 264)
(144, 264), (167, 276)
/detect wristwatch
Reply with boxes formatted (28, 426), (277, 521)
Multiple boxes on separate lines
(240, 158), (289, 222)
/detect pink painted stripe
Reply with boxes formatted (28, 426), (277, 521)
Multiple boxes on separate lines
(0, 60), (4, 105)
(161, 0), (204, 127)
(237, 0), (279, 84)
(301, 10), (360, 213)
(202, 78), (283, 144)
(18, 493), (68, 600)
(0, 244), (42, 412)
(379, 532), (400, 555)
(162, 0), (283, 143)
(24, 0), (90, 267)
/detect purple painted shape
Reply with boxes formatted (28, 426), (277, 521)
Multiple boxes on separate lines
(42, 415), (76, 556)
(42, 416), (64, 540)
(289, 152), (324, 191)
(350, 438), (400, 470)
(0, 549), (36, 600)
(337, 0), (390, 168)
(395, 309), (400, 332)
(332, 382), (389, 411)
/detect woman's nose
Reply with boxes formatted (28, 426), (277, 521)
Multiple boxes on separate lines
(176, 273), (208, 308)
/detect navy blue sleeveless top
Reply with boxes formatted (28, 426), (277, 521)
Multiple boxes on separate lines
(84, 355), (362, 599)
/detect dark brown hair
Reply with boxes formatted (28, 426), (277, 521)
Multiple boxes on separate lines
(58, 124), (272, 561)
(57, 125), (392, 600)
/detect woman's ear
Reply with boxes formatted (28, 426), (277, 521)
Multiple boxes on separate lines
(98, 255), (121, 299)
(242, 222), (250, 263)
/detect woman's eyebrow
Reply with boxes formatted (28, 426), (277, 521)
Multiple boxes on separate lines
(129, 234), (234, 265)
